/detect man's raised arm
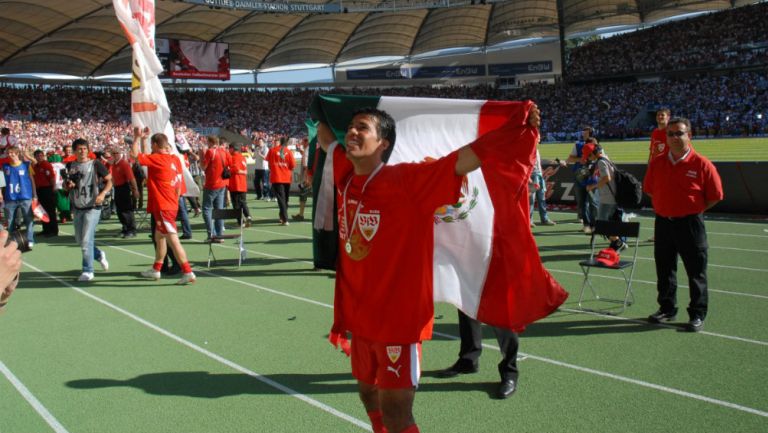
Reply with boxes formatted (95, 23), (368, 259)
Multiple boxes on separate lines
(316, 122), (337, 153)
(454, 104), (541, 176)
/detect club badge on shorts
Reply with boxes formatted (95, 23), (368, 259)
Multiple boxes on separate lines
(386, 346), (402, 363)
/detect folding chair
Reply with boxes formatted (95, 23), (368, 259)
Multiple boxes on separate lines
(577, 219), (640, 315)
(207, 208), (246, 268)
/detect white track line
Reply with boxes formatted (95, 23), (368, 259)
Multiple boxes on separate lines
(21, 262), (369, 432)
(557, 308), (768, 346)
(547, 268), (768, 300)
(0, 360), (70, 433)
(543, 239), (768, 273)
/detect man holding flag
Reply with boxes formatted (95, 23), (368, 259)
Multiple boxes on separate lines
(316, 99), (565, 433)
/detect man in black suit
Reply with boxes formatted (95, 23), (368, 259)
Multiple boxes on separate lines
(437, 310), (520, 399)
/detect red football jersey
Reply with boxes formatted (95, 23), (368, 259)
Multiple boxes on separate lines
(138, 153), (183, 212)
(203, 148), (231, 190)
(267, 146), (295, 184)
(331, 145), (463, 344)
(228, 152), (248, 192)
(649, 127), (668, 159)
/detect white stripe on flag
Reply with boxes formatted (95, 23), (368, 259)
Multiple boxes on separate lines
(377, 96), (492, 317)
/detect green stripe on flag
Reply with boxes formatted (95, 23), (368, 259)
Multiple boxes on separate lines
(309, 94), (381, 146)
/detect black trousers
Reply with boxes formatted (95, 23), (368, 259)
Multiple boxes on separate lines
(654, 214), (709, 321)
(253, 169), (267, 199)
(230, 191), (250, 224)
(272, 183), (290, 223)
(457, 310), (519, 381)
(114, 183), (136, 234)
(37, 186), (58, 235)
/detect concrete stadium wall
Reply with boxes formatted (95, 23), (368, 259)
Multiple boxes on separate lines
(542, 162), (768, 215)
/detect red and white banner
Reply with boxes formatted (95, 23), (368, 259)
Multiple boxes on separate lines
(113, 0), (199, 197)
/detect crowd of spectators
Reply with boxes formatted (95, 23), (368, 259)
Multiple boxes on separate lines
(0, 72), (765, 148)
(567, 2), (768, 79)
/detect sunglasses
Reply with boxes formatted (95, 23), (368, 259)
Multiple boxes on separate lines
(667, 130), (687, 137)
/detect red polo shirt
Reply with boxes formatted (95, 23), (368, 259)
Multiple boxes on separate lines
(33, 160), (56, 188)
(644, 148), (723, 218)
(111, 159), (135, 187)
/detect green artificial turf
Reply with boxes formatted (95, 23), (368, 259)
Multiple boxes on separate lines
(1, 201), (766, 433)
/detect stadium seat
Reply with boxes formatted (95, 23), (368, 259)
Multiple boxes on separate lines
(207, 208), (246, 268)
(577, 220), (640, 315)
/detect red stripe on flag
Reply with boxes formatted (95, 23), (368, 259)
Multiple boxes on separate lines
(132, 102), (158, 112)
(474, 100), (568, 332)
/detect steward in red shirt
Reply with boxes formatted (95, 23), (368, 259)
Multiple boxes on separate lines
(317, 105), (542, 433)
(110, 148), (139, 238)
(266, 137), (296, 225)
(644, 117), (723, 333)
(131, 127), (195, 285)
(32, 149), (58, 237)
(227, 143), (251, 227)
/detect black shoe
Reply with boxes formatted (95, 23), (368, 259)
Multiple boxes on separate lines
(687, 318), (704, 333)
(123, 232), (136, 238)
(648, 310), (677, 323)
(436, 361), (478, 378)
(180, 234), (192, 240)
(496, 379), (517, 399)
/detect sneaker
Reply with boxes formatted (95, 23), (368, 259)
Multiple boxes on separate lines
(291, 214), (305, 221)
(176, 272), (196, 285)
(530, 222), (536, 228)
(28, 242), (34, 249)
(687, 318), (704, 333)
(583, 226), (593, 234)
(244, 217), (252, 228)
(179, 234), (192, 240)
(98, 252), (109, 271)
(648, 310), (676, 323)
(124, 232), (137, 239)
(280, 221), (290, 226)
(610, 240), (628, 252)
(541, 220), (556, 226)
(141, 268), (161, 280)
(77, 272), (94, 282)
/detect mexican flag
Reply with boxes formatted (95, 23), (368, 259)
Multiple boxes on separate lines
(309, 95), (567, 332)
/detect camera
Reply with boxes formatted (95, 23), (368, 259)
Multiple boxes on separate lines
(60, 167), (83, 184)
(5, 230), (31, 253)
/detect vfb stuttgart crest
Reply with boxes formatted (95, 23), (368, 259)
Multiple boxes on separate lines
(357, 212), (380, 241)
(386, 346), (402, 363)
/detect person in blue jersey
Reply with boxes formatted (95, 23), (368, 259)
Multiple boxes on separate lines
(0, 146), (37, 248)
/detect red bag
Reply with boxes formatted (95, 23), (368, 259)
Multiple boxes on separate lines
(31, 198), (50, 223)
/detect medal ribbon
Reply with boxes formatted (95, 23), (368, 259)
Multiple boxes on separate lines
(341, 163), (384, 248)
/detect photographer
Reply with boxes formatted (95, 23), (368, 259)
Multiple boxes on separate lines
(64, 139), (112, 282)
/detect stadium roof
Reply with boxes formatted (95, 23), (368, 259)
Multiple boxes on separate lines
(0, 0), (752, 77)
